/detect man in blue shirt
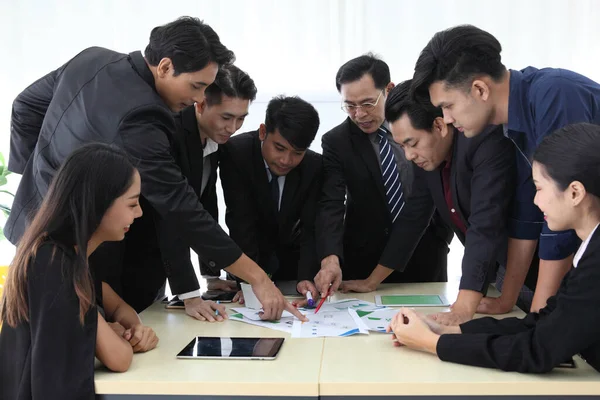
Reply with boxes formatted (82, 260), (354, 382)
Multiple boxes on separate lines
(411, 24), (600, 317)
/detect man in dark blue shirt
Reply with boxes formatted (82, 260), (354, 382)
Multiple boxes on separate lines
(411, 24), (600, 317)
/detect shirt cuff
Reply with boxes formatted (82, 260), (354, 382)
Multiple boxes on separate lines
(178, 290), (201, 300)
(508, 218), (544, 240)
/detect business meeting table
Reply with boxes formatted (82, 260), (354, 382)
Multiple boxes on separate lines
(95, 283), (600, 399)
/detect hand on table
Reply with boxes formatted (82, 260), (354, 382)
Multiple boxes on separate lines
(339, 279), (377, 293)
(124, 324), (159, 353)
(386, 308), (439, 354)
(184, 297), (228, 322)
(476, 295), (515, 315)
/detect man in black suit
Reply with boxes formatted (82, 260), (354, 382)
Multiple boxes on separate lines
(219, 96), (322, 301)
(314, 54), (453, 296)
(5, 17), (305, 321)
(385, 79), (536, 325)
(161, 64), (257, 320)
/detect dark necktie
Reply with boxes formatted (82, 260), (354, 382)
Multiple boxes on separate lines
(378, 127), (404, 223)
(270, 171), (280, 212)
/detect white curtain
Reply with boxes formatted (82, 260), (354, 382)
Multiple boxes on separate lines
(2, 0), (600, 275)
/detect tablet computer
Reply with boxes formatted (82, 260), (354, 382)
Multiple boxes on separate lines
(375, 294), (450, 307)
(176, 337), (285, 360)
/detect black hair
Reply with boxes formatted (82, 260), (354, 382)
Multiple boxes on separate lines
(335, 53), (390, 92)
(145, 16), (235, 75)
(264, 96), (320, 150)
(2, 143), (136, 326)
(411, 25), (506, 101)
(533, 123), (600, 198)
(385, 79), (443, 131)
(205, 64), (257, 106)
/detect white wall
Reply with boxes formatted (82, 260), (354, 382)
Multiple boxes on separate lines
(2, 0), (600, 279)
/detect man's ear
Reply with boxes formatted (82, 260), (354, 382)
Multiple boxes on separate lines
(259, 124), (267, 141)
(471, 79), (491, 102)
(385, 81), (395, 96)
(433, 117), (450, 138)
(195, 99), (207, 116)
(156, 57), (173, 79)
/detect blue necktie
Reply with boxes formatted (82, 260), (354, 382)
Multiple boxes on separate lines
(378, 128), (404, 223)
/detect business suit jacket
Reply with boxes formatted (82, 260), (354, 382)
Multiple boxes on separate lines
(156, 105), (221, 281)
(437, 227), (600, 373)
(317, 118), (453, 282)
(5, 47), (241, 311)
(219, 130), (322, 282)
(420, 126), (516, 292)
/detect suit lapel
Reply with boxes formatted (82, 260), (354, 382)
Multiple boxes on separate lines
(181, 107), (204, 196)
(279, 167), (299, 227)
(450, 135), (469, 229)
(251, 133), (279, 225)
(349, 123), (388, 210)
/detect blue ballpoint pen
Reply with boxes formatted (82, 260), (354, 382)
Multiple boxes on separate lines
(215, 300), (220, 316)
(306, 292), (315, 308)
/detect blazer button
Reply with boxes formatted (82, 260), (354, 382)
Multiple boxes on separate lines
(208, 261), (216, 267)
(451, 208), (456, 213)
(384, 228), (389, 235)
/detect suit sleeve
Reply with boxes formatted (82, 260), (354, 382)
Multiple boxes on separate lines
(459, 129), (516, 292)
(119, 106), (242, 287)
(9, 67), (63, 174)
(437, 250), (600, 373)
(29, 244), (95, 399)
(316, 133), (347, 263)
(379, 166), (434, 270)
(296, 159), (323, 282)
(219, 144), (261, 265)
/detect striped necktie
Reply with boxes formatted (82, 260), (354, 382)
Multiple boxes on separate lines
(378, 127), (404, 223)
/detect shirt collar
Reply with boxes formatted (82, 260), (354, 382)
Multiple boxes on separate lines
(507, 67), (538, 133)
(203, 138), (218, 158)
(574, 223), (600, 268)
(128, 51), (157, 93)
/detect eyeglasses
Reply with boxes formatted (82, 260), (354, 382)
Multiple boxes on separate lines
(341, 90), (384, 114)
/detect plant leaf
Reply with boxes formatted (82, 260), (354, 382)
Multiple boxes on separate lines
(0, 176), (6, 186)
(0, 190), (14, 197)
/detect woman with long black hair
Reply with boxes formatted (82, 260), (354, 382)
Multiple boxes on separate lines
(1, 143), (158, 399)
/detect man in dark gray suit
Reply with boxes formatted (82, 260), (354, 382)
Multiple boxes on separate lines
(6, 16), (305, 321)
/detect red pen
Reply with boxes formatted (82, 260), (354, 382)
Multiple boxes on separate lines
(314, 288), (331, 314)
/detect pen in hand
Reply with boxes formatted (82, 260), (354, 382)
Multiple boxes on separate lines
(306, 292), (315, 308)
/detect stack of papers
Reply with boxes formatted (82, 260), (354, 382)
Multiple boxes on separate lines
(229, 298), (398, 338)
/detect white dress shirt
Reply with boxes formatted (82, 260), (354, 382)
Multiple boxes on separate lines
(574, 223), (599, 268)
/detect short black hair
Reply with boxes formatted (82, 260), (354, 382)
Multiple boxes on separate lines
(533, 123), (600, 198)
(205, 65), (257, 106)
(411, 25), (506, 100)
(335, 53), (390, 92)
(144, 16), (235, 75)
(385, 79), (443, 132)
(264, 96), (320, 150)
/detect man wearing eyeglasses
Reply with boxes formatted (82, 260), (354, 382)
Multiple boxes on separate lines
(314, 54), (453, 297)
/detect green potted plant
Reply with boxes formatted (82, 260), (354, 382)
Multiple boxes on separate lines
(0, 151), (14, 241)
(0, 151), (13, 321)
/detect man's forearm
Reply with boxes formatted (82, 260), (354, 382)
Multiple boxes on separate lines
(453, 289), (484, 316)
(500, 238), (537, 304)
(224, 253), (271, 285)
(367, 264), (394, 286)
(531, 256), (573, 312)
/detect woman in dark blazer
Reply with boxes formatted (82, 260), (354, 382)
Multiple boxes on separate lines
(388, 123), (600, 373)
